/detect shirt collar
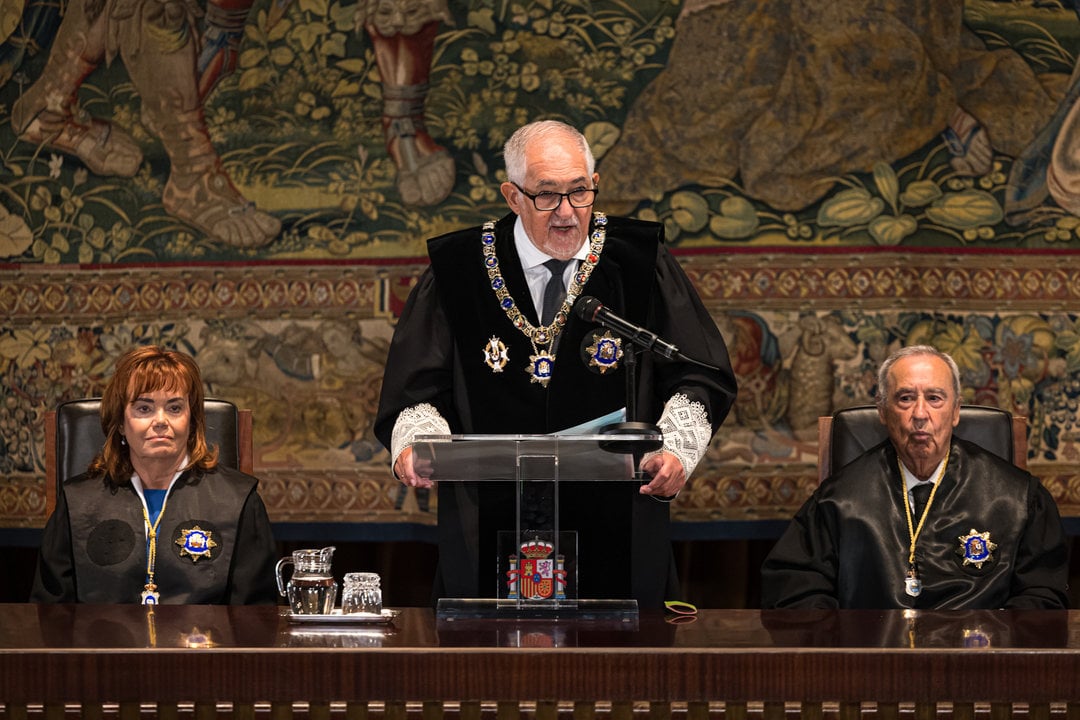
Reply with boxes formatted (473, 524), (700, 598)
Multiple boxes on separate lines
(898, 456), (946, 494)
(130, 454), (190, 502)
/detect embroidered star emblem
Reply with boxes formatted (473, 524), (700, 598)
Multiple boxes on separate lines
(957, 528), (996, 569)
(176, 525), (217, 562)
(585, 331), (623, 374)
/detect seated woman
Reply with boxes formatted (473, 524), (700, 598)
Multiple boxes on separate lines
(32, 345), (278, 604)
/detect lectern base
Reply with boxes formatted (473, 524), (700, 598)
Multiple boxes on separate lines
(436, 597), (638, 620)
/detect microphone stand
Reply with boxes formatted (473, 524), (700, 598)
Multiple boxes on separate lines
(596, 330), (722, 481)
(598, 343), (662, 481)
(579, 295), (722, 479)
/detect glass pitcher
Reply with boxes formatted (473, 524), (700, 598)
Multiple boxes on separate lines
(276, 546), (337, 615)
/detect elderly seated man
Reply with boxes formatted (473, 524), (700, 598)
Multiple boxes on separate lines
(762, 345), (1068, 610)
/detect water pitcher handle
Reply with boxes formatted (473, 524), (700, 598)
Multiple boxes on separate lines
(275, 556), (294, 597)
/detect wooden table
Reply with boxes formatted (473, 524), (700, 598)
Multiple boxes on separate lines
(1, 605), (1079, 718)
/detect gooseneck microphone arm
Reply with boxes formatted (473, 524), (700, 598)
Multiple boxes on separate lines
(572, 295), (721, 371)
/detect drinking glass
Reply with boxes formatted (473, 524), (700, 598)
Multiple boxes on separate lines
(341, 572), (382, 615)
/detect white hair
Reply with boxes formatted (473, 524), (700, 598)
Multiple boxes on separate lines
(503, 120), (596, 185)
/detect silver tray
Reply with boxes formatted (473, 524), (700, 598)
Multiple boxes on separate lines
(285, 608), (399, 625)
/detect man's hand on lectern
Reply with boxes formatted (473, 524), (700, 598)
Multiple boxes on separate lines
(395, 446), (434, 488)
(639, 451), (686, 498)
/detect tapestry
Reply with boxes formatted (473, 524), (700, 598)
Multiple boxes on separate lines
(2, 0), (1080, 257)
(2, 0), (1080, 531)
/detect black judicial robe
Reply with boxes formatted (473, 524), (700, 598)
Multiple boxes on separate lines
(761, 438), (1068, 609)
(375, 213), (737, 608)
(32, 466), (278, 604)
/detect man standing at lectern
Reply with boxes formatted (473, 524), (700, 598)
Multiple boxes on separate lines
(375, 120), (737, 608)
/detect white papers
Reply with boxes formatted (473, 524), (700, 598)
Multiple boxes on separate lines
(553, 407), (627, 435)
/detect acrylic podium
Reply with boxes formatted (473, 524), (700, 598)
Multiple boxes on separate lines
(411, 429), (661, 619)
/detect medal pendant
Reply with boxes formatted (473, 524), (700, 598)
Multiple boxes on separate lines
(527, 349), (556, 386)
(904, 570), (922, 597)
(482, 336), (510, 373)
(141, 584), (160, 605)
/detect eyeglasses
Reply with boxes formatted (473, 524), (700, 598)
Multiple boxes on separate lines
(512, 183), (598, 211)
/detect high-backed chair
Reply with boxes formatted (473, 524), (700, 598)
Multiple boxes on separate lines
(44, 398), (253, 517)
(817, 404), (1026, 483)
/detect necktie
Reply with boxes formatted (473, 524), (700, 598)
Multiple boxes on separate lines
(540, 258), (572, 325)
(911, 482), (934, 521)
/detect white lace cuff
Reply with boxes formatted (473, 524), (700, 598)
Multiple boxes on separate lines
(643, 393), (712, 478)
(390, 403), (451, 474)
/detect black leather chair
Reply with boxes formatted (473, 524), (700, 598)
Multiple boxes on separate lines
(817, 404), (1026, 483)
(44, 398), (252, 517)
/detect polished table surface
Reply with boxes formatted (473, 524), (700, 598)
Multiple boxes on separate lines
(1, 605), (1079, 707)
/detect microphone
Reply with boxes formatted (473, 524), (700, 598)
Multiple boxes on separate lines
(573, 295), (683, 361)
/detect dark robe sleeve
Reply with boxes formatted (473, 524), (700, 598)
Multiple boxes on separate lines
(224, 483), (280, 605)
(30, 487), (78, 603)
(374, 268), (460, 450)
(1005, 480), (1069, 609)
(647, 245), (738, 433)
(760, 492), (841, 609)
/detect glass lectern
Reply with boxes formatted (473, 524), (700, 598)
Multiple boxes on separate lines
(412, 429), (661, 619)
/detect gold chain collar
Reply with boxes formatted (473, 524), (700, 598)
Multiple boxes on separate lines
(481, 212), (607, 346)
